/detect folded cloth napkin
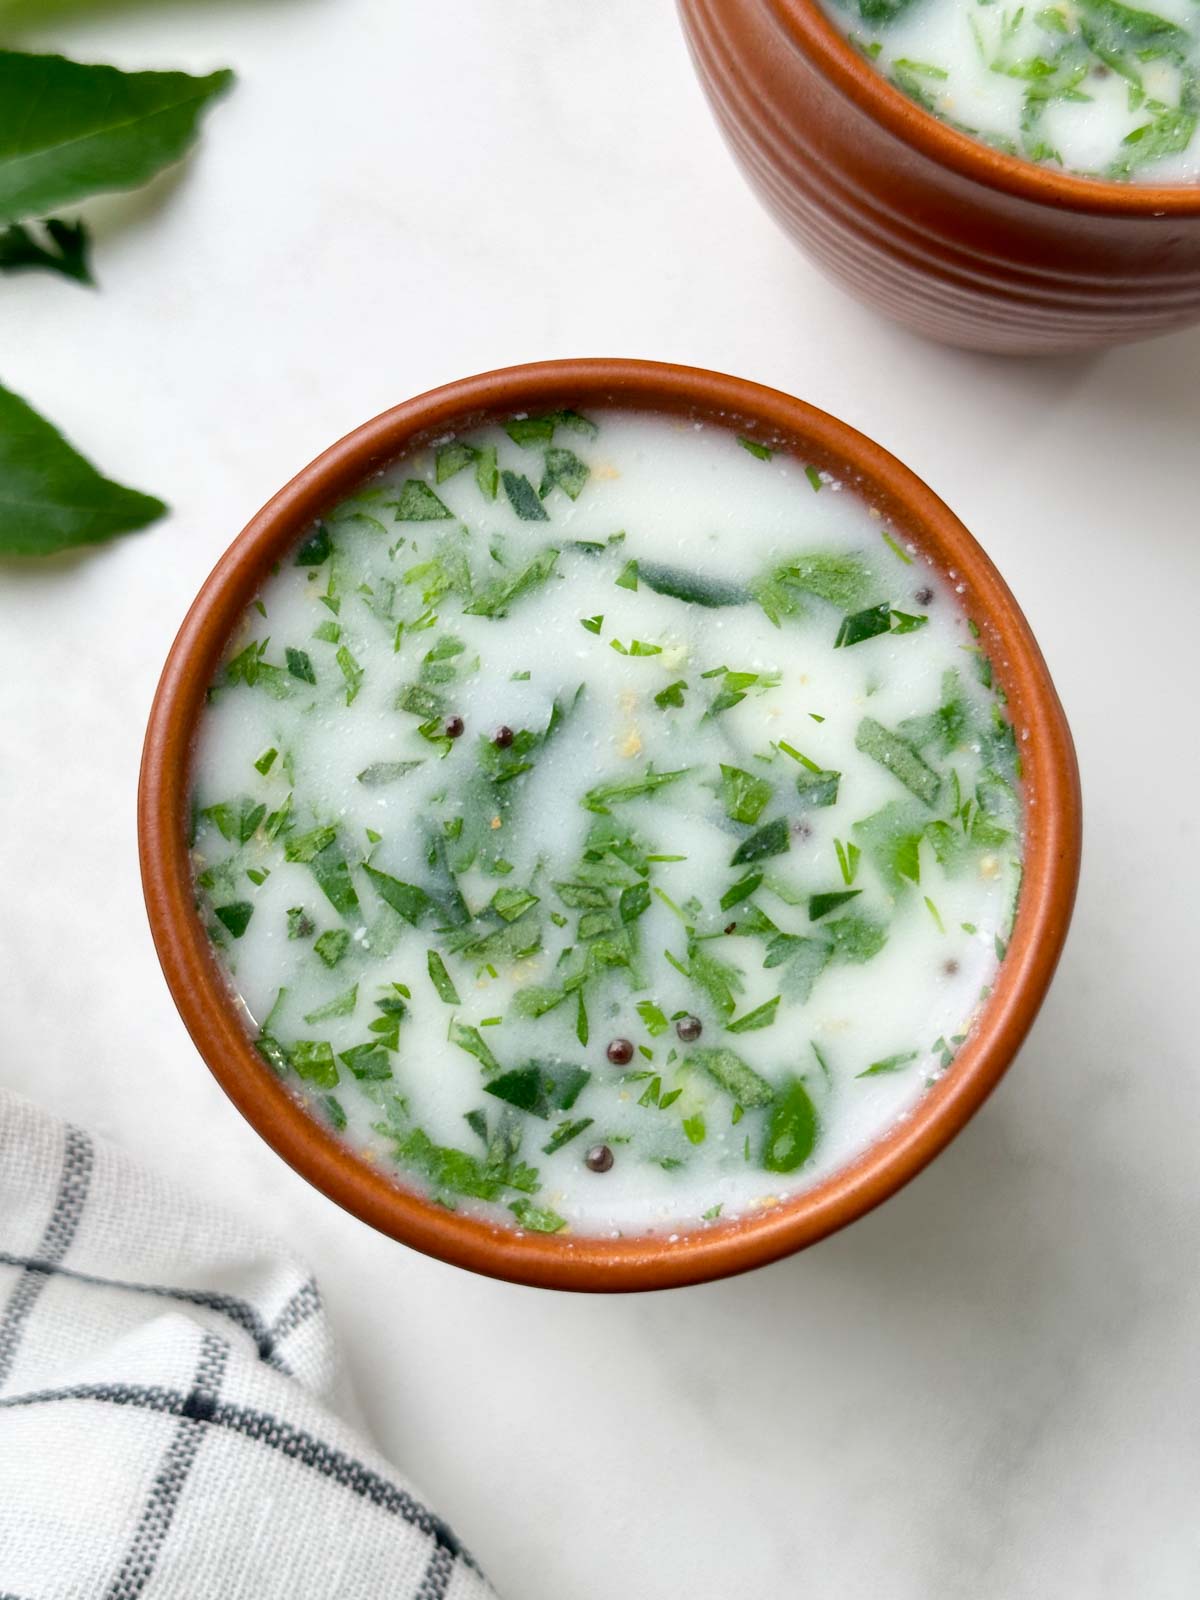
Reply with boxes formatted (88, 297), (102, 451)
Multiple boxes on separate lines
(0, 1089), (498, 1600)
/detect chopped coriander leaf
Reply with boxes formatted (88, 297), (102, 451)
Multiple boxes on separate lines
(581, 614), (604, 634)
(762, 1078), (818, 1172)
(835, 602), (892, 649)
(615, 559), (639, 591)
(609, 638), (662, 657)
(827, 914), (888, 964)
(705, 666), (781, 717)
(720, 765), (773, 825)
(582, 765), (690, 814)
(730, 817), (790, 866)
(286, 647), (316, 684)
(357, 760), (423, 786)
(678, 938), (744, 1019)
(391, 1125), (523, 1203)
(501, 470), (550, 522)
(510, 986), (569, 1019)
(854, 801), (924, 890)
(314, 929), (349, 967)
(426, 950), (460, 1004)
(336, 646), (364, 704)
(464, 547), (558, 615)
(290, 1041), (338, 1087)
(396, 480), (453, 521)
(475, 445), (499, 500)
(810, 889), (862, 921)
(619, 882), (651, 923)
(755, 551), (871, 618)
(295, 525), (332, 566)
(638, 562), (751, 608)
(449, 1019), (502, 1075)
(727, 995), (781, 1033)
(541, 447), (590, 501)
(322, 1095), (347, 1132)
(214, 901), (253, 939)
(796, 766), (841, 808)
(505, 416), (556, 448)
(738, 436), (772, 460)
(287, 907), (314, 940)
(492, 886), (539, 922)
(881, 530), (912, 564)
(778, 741), (819, 772)
(202, 797), (265, 844)
(363, 865), (432, 925)
(719, 871), (762, 911)
(254, 747), (278, 776)
(858, 1051), (919, 1078)
(509, 1198), (567, 1233)
(689, 1047), (775, 1108)
(636, 1000), (670, 1037)
(285, 829), (360, 918)
(856, 717), (942, 808)
(542, 1117), (594, 1155)
(485, 1062), (590, 1119)
(436, 442), (476, 483)
(805, 466), (822, 492)
(304, 984), (357, 1024)
(834, 838), (861, 885)
(654, 679), (688, 710)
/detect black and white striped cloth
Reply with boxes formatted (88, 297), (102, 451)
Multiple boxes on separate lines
(0, 1089), (498, 1599)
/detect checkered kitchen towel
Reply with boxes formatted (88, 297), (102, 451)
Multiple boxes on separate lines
(0, 1089), (497, 1600)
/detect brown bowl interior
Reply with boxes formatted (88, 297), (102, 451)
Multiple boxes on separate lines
(139, 358), (1081, 1292)
(769, 0), (1200, 215)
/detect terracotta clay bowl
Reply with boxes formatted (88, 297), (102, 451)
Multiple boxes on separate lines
(139, 358), (1081, 1291)
(677, 0), (1200, 354)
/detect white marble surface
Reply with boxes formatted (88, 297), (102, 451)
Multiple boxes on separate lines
(2, 2), (1199, 1595)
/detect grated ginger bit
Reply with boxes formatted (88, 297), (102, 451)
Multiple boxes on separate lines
(619, 689), (639, 713)
(980, 855), (1000, 879)
(592, 462), (620, 480)
(750, 1194), (781, 1212)
(490, 815), (502, 830)
(619, 728), (643, 758)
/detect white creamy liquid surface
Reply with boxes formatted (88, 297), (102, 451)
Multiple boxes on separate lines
(191, 411), (1023, 1238)
(820, 0), (1200, 183)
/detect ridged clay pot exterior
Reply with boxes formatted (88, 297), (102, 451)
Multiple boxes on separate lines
(678, 0), (1200, 354)
(140, 360), (1081, 1292)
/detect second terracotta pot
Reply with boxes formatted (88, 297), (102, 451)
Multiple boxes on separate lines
(678, 0), (1200, 354)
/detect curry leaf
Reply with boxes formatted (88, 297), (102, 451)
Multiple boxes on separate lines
(0, 53), (234, 224)
(0, 217), (92, 284)
(0, 382), (165, 556)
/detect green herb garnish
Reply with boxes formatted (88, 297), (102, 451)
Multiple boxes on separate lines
(427, 950), (460, 1004)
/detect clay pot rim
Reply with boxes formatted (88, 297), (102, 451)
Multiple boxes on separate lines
(139, 357), (1081, 1293)
(767, 0), (1200, 216)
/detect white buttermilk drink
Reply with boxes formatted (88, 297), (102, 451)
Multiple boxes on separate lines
(191, 410), (1023, 1238)
(820, 0), (1200, 182)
